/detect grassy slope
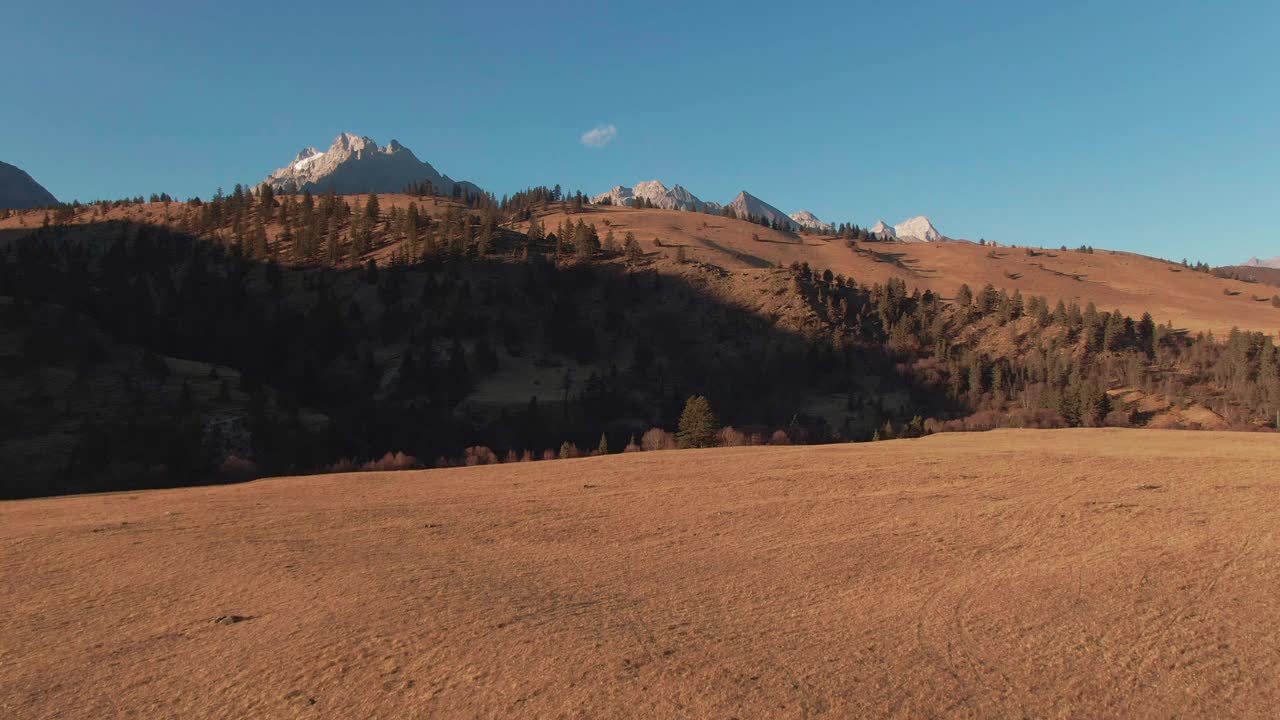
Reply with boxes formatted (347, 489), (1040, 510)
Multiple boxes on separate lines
(538, 205), (1280, 336)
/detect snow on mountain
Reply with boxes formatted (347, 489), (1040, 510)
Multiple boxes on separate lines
(869, 220), (896, 240)
(0, 160), (57, 209)
(591, 180), (720, 212)
(726, 191), (797, 230)
(589, 178), (951, 242)
(893, 216), (943, 242)
(1244, 256), (1280, 269)
(265, 133), (481, 196)
(789, 210), (833, 232)
(292, 147), (325, 171)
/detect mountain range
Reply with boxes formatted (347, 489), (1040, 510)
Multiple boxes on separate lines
(1244, 256), (1280, 270)
(264, 133), (481, 197)
(592, 178), (943, 238)
(0, 161), (57, 209)
(17, 131), (953, 242)
(591, 180), (721, 213)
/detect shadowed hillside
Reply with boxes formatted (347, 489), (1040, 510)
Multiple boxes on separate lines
(3, 189), (1278, 497)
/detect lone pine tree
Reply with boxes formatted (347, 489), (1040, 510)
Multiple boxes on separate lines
(677, 395), (719, 448)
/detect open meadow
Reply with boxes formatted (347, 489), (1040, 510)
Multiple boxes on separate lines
(4, 429), (1279, 718)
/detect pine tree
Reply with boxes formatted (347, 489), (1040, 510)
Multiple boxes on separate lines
(676, 395), (719, 448)
(624, 232), (643, 262)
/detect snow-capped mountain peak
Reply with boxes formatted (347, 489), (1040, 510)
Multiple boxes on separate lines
(789, 210), (833, 232)
(893, 216), (943, 242)
(265, 133), (480, 196)
(292, 148), (325, 171)
(870, 220), (896, 239)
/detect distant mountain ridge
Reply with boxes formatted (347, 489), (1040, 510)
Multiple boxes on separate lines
(591, 179), (950, 239)
(265, 133), (481, 196)
(1244, 256), (1280, 270)
(0, 161), (57, 209)
(788, 210), (834, 232)
(592, 180), (721, 212)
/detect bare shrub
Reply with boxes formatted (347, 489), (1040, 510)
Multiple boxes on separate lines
(464, 446), (499, 466)
(325, 458), (359, 474)
(769, 429), (792, 445)
(641, 427), (677, 451)
(541, 449), (557, 461)
(717, 426), (747, 447)
(361, 451), (422, 472)
(559, 442), (581, 459)
(623, 435), (641, 453)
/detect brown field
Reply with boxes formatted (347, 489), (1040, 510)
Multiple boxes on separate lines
(4, 429), (1280, 718)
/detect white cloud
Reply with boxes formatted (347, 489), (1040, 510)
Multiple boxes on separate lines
(580, 124), (617, 148)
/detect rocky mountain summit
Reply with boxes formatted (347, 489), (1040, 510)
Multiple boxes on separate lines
(1244, 256), (1280, 269)
(893, 216), (944, 242)
(265, 133), (480, 196)
(0, 161), (57, 209)
(725, 191), (798, 230)
(789, 210), (834, 232)
(870, 220), (896, 239)
(592, 180), (721, 212)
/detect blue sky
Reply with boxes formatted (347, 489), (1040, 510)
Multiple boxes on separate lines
(3, 1), (1276, 264)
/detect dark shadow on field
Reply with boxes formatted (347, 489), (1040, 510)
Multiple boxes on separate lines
(858, 248), (937, 278)
(694, 236), (774, 269)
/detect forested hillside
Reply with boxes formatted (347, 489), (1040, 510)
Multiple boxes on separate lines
(2, 186), (1277, 497)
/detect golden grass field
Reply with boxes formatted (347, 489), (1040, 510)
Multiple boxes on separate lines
(4, 429), (1279, 718)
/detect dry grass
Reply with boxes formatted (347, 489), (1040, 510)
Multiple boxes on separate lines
(538, 205), (1279, 336)
(3, 429), (1280, 718)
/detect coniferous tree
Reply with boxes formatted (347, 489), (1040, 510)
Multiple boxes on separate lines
(676, 395), (719, 448)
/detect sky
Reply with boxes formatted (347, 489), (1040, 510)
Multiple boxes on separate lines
(3, 0), (1277, 264)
